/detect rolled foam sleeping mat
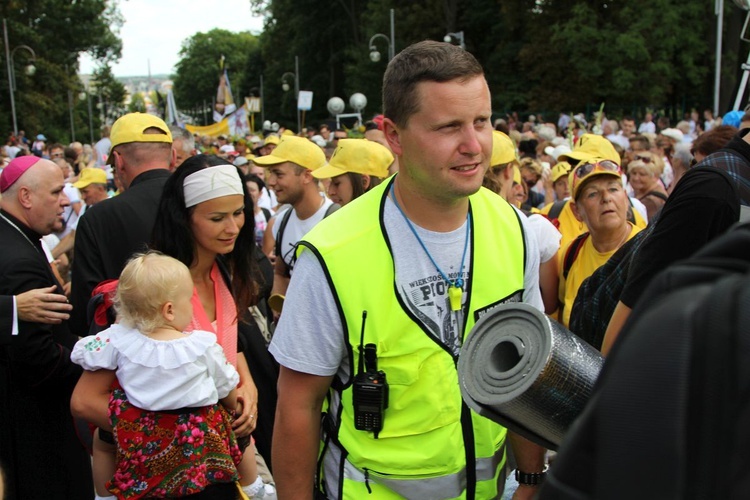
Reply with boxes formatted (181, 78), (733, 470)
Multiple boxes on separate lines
(458, 303), (603, 450)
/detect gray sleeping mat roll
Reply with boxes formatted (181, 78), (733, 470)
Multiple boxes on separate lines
(458, 303), (603, 450)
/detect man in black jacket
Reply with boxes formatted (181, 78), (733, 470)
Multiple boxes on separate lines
(70, 113), (174, 336)
(0, 156), (93, 499)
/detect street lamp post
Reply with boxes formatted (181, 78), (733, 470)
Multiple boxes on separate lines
(281, 55), (300, 133)
(3, 18), (37, 136)
(368, 8), (395, 62)
(80, 89), (94, 145)
(444, 31), (465, 49)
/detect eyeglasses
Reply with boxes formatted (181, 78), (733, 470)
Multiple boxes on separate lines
(634, 154), (652, 163)
(573, 159), (620, 180)
(50, 152), (63, 158)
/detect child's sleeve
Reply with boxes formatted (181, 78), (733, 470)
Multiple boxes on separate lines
(206, 343), (240, 399)
(70, 333), (118, 371)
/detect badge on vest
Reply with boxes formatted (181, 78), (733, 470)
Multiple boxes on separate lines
(473, 290), (524, 323)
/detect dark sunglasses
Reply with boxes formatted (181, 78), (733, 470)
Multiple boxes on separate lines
(634, 154), (652, 163)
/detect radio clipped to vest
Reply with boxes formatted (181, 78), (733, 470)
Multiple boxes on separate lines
(352, 311), (389, 438)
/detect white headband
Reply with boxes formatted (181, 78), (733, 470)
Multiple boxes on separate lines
(183, 164), (244, 208)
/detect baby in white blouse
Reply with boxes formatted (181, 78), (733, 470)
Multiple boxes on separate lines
(72, 252), (273, 499)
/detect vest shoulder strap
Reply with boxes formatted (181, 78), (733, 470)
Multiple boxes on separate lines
(563, 232), (590, 280)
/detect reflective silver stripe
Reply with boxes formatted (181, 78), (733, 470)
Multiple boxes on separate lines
(477, 441), (506, 481)
(324, 441), (505, 500)
(343, 458), (466, 500)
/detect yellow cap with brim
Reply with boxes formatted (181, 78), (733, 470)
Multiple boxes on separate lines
(73, 167), (108, 189)
(513, 165), (522, 185)
(491, 130), (518, 167)
(558, 134), (620, 166)
(251, 135), (326, 171)
(110, 113), (172, 151)
(568, 158), (622, 200)
(313, 139), (393, 179)
(551, 161), (572, 183)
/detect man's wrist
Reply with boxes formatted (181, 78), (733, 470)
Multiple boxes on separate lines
(515, 466), (548, 486)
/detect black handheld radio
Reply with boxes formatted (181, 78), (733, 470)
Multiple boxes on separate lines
(352, 311), (389, 438)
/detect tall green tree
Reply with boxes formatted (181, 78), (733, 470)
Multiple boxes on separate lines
(1, 0), (123, 142)
(247, 0), (728, 125)
(172, 29), (261, 125)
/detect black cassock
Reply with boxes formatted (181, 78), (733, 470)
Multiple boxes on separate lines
(0, 210), (93, 500)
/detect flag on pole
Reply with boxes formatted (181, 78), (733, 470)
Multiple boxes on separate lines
(214, 55), (237, 123)
(166, 88), (181, 127)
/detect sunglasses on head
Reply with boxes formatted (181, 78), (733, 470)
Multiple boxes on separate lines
(634, 154), (652, 163)
(573, 159), (620, 180)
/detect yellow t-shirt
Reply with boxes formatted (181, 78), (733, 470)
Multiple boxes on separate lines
(540, 200), (587, 265)
(558, 223), (641, 328)
(541, 199), (647, 268)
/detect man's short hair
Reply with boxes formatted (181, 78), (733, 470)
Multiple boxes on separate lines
(169, 126), (195, 152)
(383, 40), (484, 128)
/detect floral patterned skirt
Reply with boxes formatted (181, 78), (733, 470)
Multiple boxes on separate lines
(107, 387), (242, 499)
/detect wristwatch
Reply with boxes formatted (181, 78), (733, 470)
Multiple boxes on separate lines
(515, 466), (548, 486)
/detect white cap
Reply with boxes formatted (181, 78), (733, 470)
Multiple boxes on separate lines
(544, 144), (572, 161)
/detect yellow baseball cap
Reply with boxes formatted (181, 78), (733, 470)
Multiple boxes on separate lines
(313, 139), (393, 179)
(512, 165), (522, 185)
(568, 158), (622, 200)
(558, 134), (620, 166)
(490, 131), (518, 167)
(551, 161), (572, 183)
(73, 168), (108, 189)
(110, 113), (172, 151)
(251, 135), (326, 171)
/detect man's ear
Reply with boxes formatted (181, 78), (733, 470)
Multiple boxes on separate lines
(17, 186), (33, 209)
(383, 118), (403, 156)
(361, 174), (371, 190)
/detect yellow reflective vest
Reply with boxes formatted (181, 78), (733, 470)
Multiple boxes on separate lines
(298, 178), (526, 499)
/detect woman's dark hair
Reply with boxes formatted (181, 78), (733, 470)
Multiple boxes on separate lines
(344, 172), (383, 202)
(244, 173), (266, 193)
(151, 154), (259, 319)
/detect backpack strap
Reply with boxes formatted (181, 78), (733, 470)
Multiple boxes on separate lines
(644, 190), (669, 202)
(261, 207), (272, 222)
(626, 199), (636, 224)
(548, 199), (567, 220)
(274, 202), (340, 268)
(325, 203), (341, 217)
(563, 232), (590, 280)
(274, 208), (294, 261)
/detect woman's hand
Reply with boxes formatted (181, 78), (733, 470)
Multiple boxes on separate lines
(233, 382), (258, 436)
(232, 353), (258, 437)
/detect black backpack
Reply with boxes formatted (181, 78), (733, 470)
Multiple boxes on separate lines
(539, 223), (750, 499)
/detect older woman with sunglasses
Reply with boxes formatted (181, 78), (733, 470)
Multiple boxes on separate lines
(558, 158), (643, 328)
(627, 153), (668, 222)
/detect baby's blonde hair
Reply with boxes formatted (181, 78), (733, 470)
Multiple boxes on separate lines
(114, 251), (192, 333)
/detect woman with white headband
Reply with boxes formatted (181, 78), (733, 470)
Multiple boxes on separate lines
(72, 156), (276, 499)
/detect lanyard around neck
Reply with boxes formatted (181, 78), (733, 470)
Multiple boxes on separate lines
(389, 182), (470, 311)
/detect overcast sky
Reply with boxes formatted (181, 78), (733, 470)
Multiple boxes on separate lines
(79, 0), (265, 77)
